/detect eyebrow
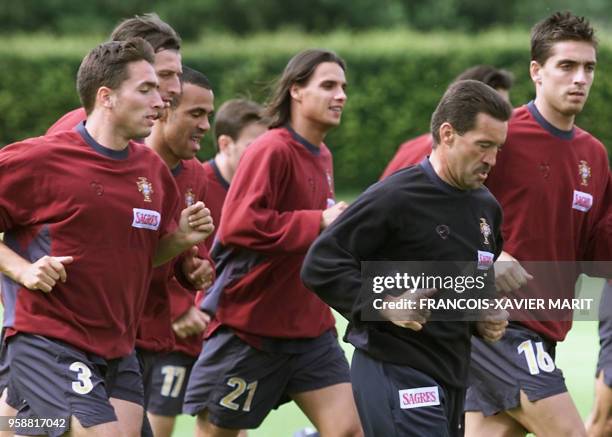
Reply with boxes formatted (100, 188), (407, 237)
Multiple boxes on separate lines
(557, 58), (597, 66)
(139, 80), (158, 88)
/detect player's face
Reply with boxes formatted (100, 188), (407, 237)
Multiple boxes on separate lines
(154, 49), (183, 108)
(226, 121), (268, 173)
(531, 40), (596, 118)
(163, 83), (214, 160)
(292, 62), (347, 129)
(447, 112), (507, 190)
(112, 60), (163, 139)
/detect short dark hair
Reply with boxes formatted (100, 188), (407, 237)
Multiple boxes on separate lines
(111, 13), (181, 53)
(77, 38), (155, 115)
(265, 49), (346, 128)
(430, 80), (513, 147)
(213, 99), (269, 149)
(531, 11), (597, 65)
(454, 65), (514, 91)
(171, 65), (212, 107)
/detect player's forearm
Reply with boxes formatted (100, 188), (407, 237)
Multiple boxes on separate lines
(153, 232), (192, 267)
(0, 241), (31, 285)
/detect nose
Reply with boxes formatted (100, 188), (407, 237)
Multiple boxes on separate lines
(162, 75), (181, 103)
(335, 86), (347, 102)
(198, 116), (210, 133)
(573, 67), (588, 85)
(482, 148), (498, 168)
(151, 89), (164, 110)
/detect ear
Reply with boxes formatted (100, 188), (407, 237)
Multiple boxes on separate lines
(530, 60), (542, 86)
(97, 86), (115, 109)
(217, 134), (234, 155)
(290, 83), (302, 101)
(439, 122), (455, 146)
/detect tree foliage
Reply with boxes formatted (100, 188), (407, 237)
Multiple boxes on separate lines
(1, 0), (612, 39)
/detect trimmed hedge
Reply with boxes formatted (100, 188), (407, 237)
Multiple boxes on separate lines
(0, 30), (610, 189)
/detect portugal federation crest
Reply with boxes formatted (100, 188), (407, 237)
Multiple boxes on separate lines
(137, 177), (154, 202)
(578, 160), (591, 186)
(185, 188), (195, 207)
(480, 218), (491, 246)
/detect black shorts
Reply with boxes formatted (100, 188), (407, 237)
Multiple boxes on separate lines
(465, 323), (567, 416)
(0, 329), (21, 409)
(597, 282), (612, 387)
(183, 328), (351, 429)
(139, 350), (196, 416)
(351, 348), (464, 437)
(7, 333), (144, 437)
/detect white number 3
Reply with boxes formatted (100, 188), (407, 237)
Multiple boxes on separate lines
(69, 361), (94, 394)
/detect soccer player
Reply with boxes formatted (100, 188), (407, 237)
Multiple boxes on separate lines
(464, 12), (611, 436)
(183, 49), (363, 437)
(202, 98), (269, 250)
(138, 66), (216, 437)
(380, 65), (514, 180)
(47, 12), (183, 134)
(301, 79), (512, 437)
(0, 38), (212, 437)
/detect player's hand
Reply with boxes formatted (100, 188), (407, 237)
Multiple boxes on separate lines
(172, 306), (211, 338)
(476, 308), (509, 342)
(321, 201), (349, 230)
(18, 255), (73, 293)
(380, 288), (437, 331)
(178, 201), (214, 245)
(494, 251), (533, 293)
(181, 246), (214, 289)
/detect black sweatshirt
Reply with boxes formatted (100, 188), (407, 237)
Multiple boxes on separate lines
(301, 158), (503, 389)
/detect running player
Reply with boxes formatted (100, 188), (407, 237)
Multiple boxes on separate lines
(139, 66), (216, 437)
(465, 12), (611, 436)
(0, 38), (212, 437)
(301, 79), (512, 436)
(183, 49), (363, 437)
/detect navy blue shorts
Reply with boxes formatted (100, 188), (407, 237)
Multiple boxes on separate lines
(351, 348), (464, 437)
(465, 323), (567, 416)
(0, 329), (21, 409)
(183, 328), (351, 429)
(7, 333), (144, 436)
(140, 350), (196, 416)
(597, 282), (612, 387)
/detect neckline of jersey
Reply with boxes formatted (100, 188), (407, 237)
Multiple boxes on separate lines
(76, 121), (130, 160)
(526, 101), (575, 141)
(420, 157), (477, 196)
(209, 159), (230, 190)
(285, 125), (321, 156)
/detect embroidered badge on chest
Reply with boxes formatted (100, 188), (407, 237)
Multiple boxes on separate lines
(479, 218), (491, 246)
(185, 188), (195, 207)
(137, 177), (154, 202)
(578, 160), (591, 187)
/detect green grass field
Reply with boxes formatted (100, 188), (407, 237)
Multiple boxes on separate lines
(174, 278), (604, 436)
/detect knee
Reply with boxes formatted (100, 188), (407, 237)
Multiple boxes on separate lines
(333, 420), (364, 437)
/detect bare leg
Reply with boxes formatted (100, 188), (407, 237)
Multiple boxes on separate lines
(291, 383), (363, 437)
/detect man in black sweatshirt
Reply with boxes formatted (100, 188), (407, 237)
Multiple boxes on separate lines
(301, 80), (512, 437)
